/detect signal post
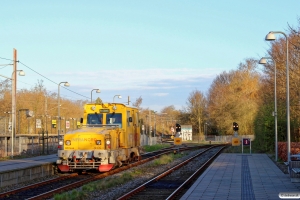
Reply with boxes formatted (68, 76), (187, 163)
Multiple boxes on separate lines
(231, 122), (240, 146)
(173, 123), (182, 153)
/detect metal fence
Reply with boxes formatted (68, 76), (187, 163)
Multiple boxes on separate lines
(214, 135), (255, 143)
(0, 132), (59, 157)
(0, 116), (80, 136)
(192, 134), (255, 143)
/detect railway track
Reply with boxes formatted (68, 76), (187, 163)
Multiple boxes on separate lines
(0, 145), (212, 200)
(117, 145), (226, 200)
(0, 173), (87, 199)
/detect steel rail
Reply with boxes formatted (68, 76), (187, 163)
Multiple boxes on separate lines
(166, 145), (226, 200)
(0, 173), (79, 198)
(25, 146), (200, 200)
(116, 145), (223, 200)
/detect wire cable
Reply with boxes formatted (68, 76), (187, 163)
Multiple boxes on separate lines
(1, 57), (92, 100)
(18, 61), (90, 99)
(0, 56), (14, 62)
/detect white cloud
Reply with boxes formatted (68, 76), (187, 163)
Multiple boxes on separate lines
(15, 66), (217, 106)
(153, 93), (169, 97)
(53, 67), (219, 91)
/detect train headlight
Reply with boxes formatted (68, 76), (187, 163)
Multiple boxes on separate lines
(106, 140), (110, 145)
(65, 140), (71, 145)
(96, 140), (101, 145)
(59, 140), (64, 145)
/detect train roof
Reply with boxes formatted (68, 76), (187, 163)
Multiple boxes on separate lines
(85, 102), (139, 110)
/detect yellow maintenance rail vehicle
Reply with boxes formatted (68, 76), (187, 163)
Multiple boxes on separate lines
(56, 103), (141, 173)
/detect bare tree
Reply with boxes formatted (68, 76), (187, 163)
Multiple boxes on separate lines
(132, 96), (143, 108)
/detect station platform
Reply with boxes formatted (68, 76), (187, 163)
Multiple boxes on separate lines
(180, 153), (300, 200)
(0, 154), (57, 187)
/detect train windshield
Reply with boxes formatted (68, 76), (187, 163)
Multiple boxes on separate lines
(87, 113), (103, 124)
(106, 113), (122, 128)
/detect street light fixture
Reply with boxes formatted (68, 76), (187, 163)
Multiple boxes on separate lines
(259, 56), (278, 161)
(113, 95), (122, 103)
(112, 95), (122, 110)
(265, 31), (290, 162)
(58, 82), (70, 143)
(91, 89), (100, 103)
(0, 70), (25, 80)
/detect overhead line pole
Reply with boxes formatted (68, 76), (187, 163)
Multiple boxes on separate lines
(11, 49), (17, 158)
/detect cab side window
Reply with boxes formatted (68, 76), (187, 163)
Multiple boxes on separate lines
(127, 111), (131, 127)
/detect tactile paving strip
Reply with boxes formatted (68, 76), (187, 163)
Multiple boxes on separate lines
(241, 155), (256, 200)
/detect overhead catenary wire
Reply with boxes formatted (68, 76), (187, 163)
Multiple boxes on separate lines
(0, 56), (90, 100)
(0, 56), (14, 62)
(18, 61), (90, 100)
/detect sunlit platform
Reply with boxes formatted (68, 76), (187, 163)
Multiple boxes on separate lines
(180, 153), (300, 200)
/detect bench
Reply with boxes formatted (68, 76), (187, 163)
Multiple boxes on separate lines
(292, 168), (300, 174)
(282, 161), (300, 174)
(291, 154), (300, 160)
(290, 155), (300, 173)
(289, 160), (300, 182)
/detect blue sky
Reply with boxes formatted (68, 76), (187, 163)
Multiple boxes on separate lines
(0, 1), (299, 112)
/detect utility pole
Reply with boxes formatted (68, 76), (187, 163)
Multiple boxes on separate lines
(149, 110), (151, 137)
(198, 117), (201, 143)
(11, 48), (17, 158)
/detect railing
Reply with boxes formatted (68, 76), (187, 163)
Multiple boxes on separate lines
(0, 134), (59, 157)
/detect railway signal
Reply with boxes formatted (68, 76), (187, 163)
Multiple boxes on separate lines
(176, 123), (181, 132)
(233, 122), (239, 131)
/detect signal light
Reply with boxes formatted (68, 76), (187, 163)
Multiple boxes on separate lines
(233, 122), (239, 131)
(176, 123), (181, 132)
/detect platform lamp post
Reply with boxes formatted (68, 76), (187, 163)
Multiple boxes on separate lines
(113, 95), (122, 103)
(259, 56), (278, 161)
(91, 89), (100, 103)
(265, 31), (289, 162)
(58, 82), (70, 143)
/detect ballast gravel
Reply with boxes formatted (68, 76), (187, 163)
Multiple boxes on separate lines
(85, 149), (207, 200)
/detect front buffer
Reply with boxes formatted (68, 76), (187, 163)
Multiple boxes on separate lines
(99, 164), (114, 172)
(57, 163), (70, 172)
